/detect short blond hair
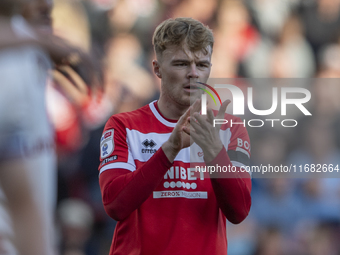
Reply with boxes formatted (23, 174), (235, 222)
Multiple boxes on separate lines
(152, 17), (214, 59)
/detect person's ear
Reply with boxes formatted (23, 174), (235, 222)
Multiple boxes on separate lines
(152, 60), (162, 78)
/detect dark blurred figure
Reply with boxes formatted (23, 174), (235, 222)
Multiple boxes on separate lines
(253, 227), (287, 255)
(299, 0), (340, 67)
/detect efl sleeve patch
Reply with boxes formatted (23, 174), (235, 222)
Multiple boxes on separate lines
(100, 129), (114, 159)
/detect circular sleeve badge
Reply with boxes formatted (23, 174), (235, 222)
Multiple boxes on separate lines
(100, 129), (114, 159)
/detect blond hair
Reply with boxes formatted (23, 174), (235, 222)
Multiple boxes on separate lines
(152, 17), (214, 59)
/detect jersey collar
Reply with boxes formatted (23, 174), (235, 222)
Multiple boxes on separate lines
(149, 100), (177, 128)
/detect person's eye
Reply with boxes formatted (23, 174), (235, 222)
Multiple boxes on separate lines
(198, 64), (209, 68)
(174, 63), (187, 66)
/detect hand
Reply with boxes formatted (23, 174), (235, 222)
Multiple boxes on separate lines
(36, 32), (103, 90)
(162, 99), (201, 162)
(52, 65), (90, 107)
(183, 100), (231, 162)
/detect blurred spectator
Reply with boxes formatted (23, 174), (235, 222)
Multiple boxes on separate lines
(247, 0), (298, 40)
(310, 80), (340, 118)
(47, 0), (113, 195)
(251, 178), (302, 234)
(0, 1), (57, 254)
(299, 0), (340, 62)
(296, 221), (340, 255)
(317, 44), (340, 77)
(81, 0), (112, 60)
(253, 226), (287, 255)
(212, 0), (260, 77)
(58, 199), (95, 255)
(269, 14), (315, 78)
(109, 0), (159, 34)
(227, 217), (257, 255)
(172, 0), (217, 25)
(105, 33), (157, 112)
(288, 117), (340, 221)
(53, 0), (91, 52)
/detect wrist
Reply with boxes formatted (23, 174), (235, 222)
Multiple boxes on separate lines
(203, 142), (223, 163)
(162, 141), (180, 163)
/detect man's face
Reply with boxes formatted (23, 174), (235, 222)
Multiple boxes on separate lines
(154, 43), (212, 107)
(21, 0), (53, 32)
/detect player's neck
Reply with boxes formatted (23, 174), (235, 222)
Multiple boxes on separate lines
(157, 96), (189, 120)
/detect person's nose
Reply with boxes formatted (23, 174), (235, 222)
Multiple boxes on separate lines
(187, 63), (199, 79)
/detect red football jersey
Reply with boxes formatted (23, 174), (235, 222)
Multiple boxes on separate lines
(99, 101), (251, 255)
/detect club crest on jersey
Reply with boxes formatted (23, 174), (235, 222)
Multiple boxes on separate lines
(100, 129), (114, 159)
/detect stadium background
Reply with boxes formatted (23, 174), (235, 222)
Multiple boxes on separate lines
(49, 0), (340, 254)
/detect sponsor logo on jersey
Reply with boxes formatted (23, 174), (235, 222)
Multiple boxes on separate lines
(142, 139), (156, 148)
(100, 155), (118, 166)
(153, 191), (207, 199)
(160, 166), (206, 198)
(163, 181), (197, 190)
(104, 131), (112, 139)
(141, 139), (157, 153)
(100, 129), (114, 159)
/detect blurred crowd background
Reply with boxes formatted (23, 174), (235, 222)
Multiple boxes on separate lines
(13, 0), (340, 254)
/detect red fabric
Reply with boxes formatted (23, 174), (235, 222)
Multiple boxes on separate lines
(98, 101), (252, 255)
(207, 147), (252, 224)
(100, 147), (251, 224)
(99, 148), (172, 221)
